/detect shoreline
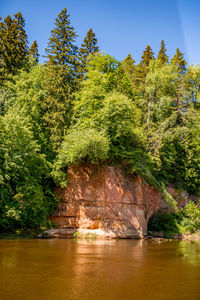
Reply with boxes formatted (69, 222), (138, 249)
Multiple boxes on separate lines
(1, 229), (200, 242)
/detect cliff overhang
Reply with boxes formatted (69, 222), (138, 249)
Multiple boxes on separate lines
(48, 164), (188, 239)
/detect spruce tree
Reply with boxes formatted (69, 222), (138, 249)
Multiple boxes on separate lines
(0, 12), (28, 78)
(140, 44), (154, 67)
(29, 40), (39, 63)
(132, 44), (154, 91)
(79, 28), (99, 76)
(43, 8), (79, 150)
(171, 48), (187, 74)
(170, 49), (187, 120)
(123, 54), (135, 80)
(157, 40), (168, 64)
(45, 8), (78, 77)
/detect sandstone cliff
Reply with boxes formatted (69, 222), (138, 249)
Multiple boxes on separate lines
(49, 164), (188, 239)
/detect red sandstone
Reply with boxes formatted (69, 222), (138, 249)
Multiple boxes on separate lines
(50, 164), (188, 238)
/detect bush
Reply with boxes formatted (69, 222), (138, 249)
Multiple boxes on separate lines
(178, 201), (200, 233)
(52, 128), (110, 186)
(148, 201), (200, 236)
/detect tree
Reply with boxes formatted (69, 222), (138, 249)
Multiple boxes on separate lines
(42, 64), (73, 149)
(45, 7), (78, 77)
(184, 65), (200, 109)
(144, 60), (177, 128)
(0, 12), (28, 78)
(141, 44), (154, 67)
(0, 107), (56, 230)
(79, 28), (99, 76)
(72, 54), (143, 161)
(2, 64), (52, 154)
(132, 44), (154, 91)
(43, 8), (79, 150)
(170, 49), (187, 119)
(29, 40), (39, 63)
(123, 53), (135, 80)
(157, 40), (168, 64)
(171, 48), (187, 74)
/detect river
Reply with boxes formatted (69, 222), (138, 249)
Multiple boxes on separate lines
(0, 239), (199, 300)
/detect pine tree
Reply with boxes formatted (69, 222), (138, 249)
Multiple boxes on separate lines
(157, 40), (168, 64)
(171, 48), (187, 74)
(79, 28), (99, 76)
(0, 12), (28, 78)
(29, 40), (39, 63)
(123, 53), (135, 80)
(43, 8), (79, 150)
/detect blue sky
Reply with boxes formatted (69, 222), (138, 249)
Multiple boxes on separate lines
(1, 0), (200, 64)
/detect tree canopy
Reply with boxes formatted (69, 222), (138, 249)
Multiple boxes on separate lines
(0, 8), (199, 232)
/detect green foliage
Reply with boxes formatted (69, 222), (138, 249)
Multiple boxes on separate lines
(45, 8), (78, 69)
(73, 231), (82, 239)
(148, 201), (200, 236)
(132, 44), (154, 92)
(41, 63), (73, 150)
(171, 48), (187, 74)
(2, 64), (52, 156)
(86, 52), (119, 74)
(141, 44), (154, 67)
(73, 231), (97, 240)
(79, 28), (99, 76)
(43, 8), (80, 150)
(144, 60), (177, 126)
(178, 201), (200, 233)
(0, 12), (28, 78)
(85, 232), (97, 240)
(29, 40), (39, 63)
(0, 108), (57, 231)
(1, 8), (200, 232)
(155, 113), (200, 194)
(98, 93), (144, 157)
(73, 53), (136, 126)
(123, 53), (135, 80)
(157, 40), (168, 64)
(148, 211), (179, 235)
(53, 128), (109, 186)
(184, 65), (200, 109)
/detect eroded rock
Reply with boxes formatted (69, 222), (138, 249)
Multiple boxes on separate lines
(49, 164), (188, 239)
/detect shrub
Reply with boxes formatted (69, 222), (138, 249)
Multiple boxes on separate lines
(178, 201), (200, 233)
(52, 128), (109, 186)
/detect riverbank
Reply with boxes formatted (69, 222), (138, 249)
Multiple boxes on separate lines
(39, 228), (200, 242)
(0, 229), (42, 240)
(1, 228), (200, 242)
(147, 231), (200, 241)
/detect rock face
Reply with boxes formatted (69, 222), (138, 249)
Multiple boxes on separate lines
(50, 164), (188, 239)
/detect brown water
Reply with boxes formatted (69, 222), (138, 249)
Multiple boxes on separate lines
(0, 239), (199, 300)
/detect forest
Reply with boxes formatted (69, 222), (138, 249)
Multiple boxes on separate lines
(0, 8), (200, 233)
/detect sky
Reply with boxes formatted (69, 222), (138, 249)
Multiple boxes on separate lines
(1, 0), (200, 65)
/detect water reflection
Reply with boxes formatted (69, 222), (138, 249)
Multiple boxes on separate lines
(176, 240), (200, 265)
(0, 239), (199, 300)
